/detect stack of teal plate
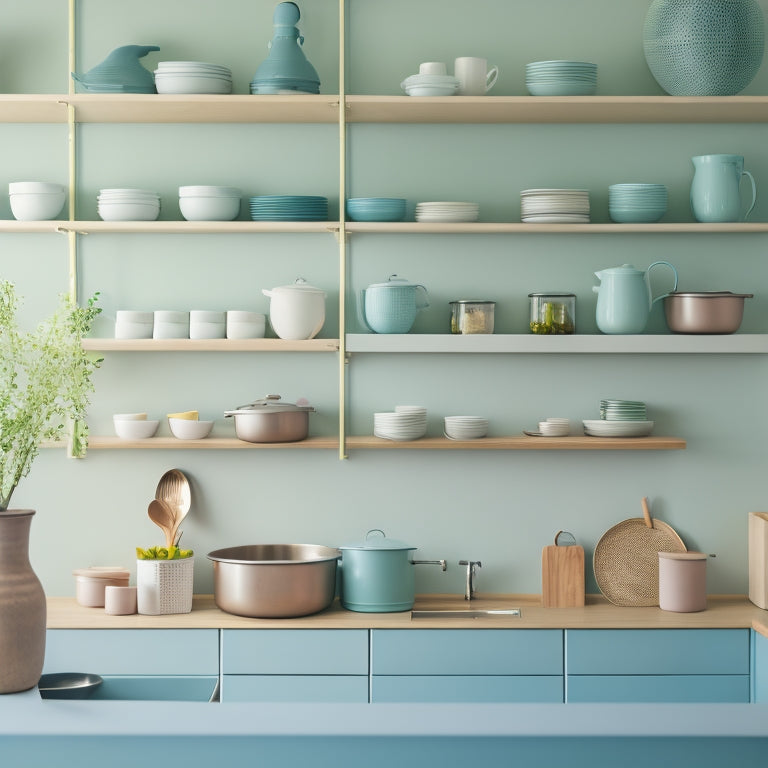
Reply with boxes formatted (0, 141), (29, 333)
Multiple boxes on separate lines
(600, 399), (647, 421)
(583, 399), (653, 437)
(608, 184), (668, 223)
(526, 60), (597, 96)
(346, 198), (407, 222)
(249, 195), (328, 221)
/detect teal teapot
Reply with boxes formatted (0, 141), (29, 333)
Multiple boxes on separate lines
(360, 275), (430, 334)
(593, 262), (678, 334)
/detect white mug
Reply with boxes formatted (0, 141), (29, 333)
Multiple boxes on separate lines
(419, 61), (447, 76)
(454, 57), (499, 95)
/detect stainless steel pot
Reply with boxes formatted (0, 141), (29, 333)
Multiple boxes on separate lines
(224, 394), (314, 442)
(206, 544), (340, 618)
(663, 291), (753, 334)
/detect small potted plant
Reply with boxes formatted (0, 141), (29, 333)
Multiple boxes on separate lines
(0, 280), (101, 693)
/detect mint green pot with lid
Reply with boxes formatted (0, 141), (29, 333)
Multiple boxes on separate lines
(338, 529), (446, 613)
(360, 274), (430, 334)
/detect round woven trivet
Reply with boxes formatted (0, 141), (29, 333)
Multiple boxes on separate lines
(594, 516), (686, 606)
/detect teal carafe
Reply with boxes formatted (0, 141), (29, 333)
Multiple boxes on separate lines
(690, 154), (757, 223)
(593, 262), (678, 334)
(250, 2), (320, 94)
(360, 275), (430, 334)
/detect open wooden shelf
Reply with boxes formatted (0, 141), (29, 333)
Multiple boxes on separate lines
(347, 435), (686, 450)
(344, 222), (768, 234)
(83, 338), (340, 352)
(4, 94), (768, 126)
(57, 221), (337, 235)
(345, 333), (768, 354)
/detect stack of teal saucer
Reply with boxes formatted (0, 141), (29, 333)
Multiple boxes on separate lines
(526, 60), (597, 96)
(249, 195), (328, 221)
(608, 184), (668, 223)
(346, 198), (407, 222)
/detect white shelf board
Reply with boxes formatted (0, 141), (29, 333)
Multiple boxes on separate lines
(58, 221), (338, 235)
(345, 334), (768, 354)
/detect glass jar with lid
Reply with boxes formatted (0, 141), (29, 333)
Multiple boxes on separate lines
(449, 300), (495, 334)
(529, 293), (576, 334)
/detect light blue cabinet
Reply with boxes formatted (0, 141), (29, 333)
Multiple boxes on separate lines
(44, 629), (219, 701)
(220, 629), (369, 703)
(752, 630), (768, 702)
(370, 629), (564, 703)
(565, 629), (750, 703)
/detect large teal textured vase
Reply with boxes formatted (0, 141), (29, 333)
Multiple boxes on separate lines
(643, 0), (765, 95)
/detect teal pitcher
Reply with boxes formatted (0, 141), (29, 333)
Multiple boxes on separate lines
(691, 154), (757, 223)
(593, 262), (678, 334)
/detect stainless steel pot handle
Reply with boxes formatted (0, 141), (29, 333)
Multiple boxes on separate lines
(411, 559), (447, 571)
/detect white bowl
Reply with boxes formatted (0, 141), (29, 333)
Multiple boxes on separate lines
(179, 195), (240, 221)
(405, 85), (457, 97)
(113, 419), (159, 439)
(168, 418), (214, 439)
(155, 74), (232, 94)
(9, 190), (66, 221)
(9, 181), (65, 194)
(226, 311), (266, 339)
(98, 201), (160, 221)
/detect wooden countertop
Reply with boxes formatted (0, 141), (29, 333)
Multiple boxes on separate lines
(46, 593), (768, 635)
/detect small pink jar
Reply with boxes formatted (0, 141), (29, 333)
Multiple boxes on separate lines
(658, 552), (707, 612)
(73, 567), (130, 607)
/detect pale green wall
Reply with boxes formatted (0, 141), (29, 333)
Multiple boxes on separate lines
(4, 0), (768, 600)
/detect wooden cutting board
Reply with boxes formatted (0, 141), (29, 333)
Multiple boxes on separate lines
(542, 532), (585, 607)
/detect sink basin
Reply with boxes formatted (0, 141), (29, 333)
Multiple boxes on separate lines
(411, 608), (521, 619)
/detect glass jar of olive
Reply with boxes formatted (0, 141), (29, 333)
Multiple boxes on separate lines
(529, 293), (576, 334)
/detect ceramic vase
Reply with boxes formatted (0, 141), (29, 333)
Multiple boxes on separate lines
(643, 0), (765, 95)
(0, 510), (46, 693)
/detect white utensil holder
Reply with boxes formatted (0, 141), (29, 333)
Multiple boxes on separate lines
(137, 557), (194, 615)
(749, 513), (768, 609)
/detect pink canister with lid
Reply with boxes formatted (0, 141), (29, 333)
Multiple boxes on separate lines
(658, 551), (707, 612)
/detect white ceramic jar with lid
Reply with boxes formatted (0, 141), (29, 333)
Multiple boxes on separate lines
(72, 567), (130, 607)
(153, 310), (189, 339)
(262, 278), (326, 340)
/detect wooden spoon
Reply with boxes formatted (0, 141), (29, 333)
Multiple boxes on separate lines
(148, 498), (176, 549)
(155, 469), (191, 521)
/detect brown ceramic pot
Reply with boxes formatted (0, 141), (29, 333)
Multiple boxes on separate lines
(0, 509), (46, 693)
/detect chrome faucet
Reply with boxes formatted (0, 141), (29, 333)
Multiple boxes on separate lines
(459, 560), (482, 601)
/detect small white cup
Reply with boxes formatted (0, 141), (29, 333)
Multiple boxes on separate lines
(115, 310), (153, 339)
(189, 310), (225, 339)
(454, 57), (499, 95)
(226, 310), (266, 339)
(104, 585), (137, 615)
(419, 61), (447, 76)
(153, 310), (190, 339)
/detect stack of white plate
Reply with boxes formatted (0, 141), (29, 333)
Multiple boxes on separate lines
(400, 73), (459, 97)
(154, 61), (233, 94)
(520, 188), (590, 223)
(98, 188), (160, 221)
(415, 201), (479, 222)
(444, 416), (488, 440)
(374, 406), (427, 441)
(538, 417), (570, 436)
(584, 399), (653, 436)
(600, 399), (647, 421)
(526, 60), (597, 96)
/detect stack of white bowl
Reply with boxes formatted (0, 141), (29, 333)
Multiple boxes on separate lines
(520, 188), (590, 223)
(416, 201), (479, 222)
(98, 189), (160, 221)
(8, 182), (66, 221)
(179, 185), (241, 221)
(443, 416), (488, 440)
(374, 405), (427, 441)
(154, 61), (233, 94)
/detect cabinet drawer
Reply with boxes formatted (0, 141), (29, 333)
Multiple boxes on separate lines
(566, 629), (749, 675)
(567, 674), (750, 703)
(221, 674), (368, 703)
(43, 629), (219, 675)
(371, 675), (563, 703)
(371, 629), (563, 675)
(221, 629), (368, 675)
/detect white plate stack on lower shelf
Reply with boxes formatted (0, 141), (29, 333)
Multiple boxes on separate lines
(583, 399), (654, 437)
(415, 201), (479, 222)
(520, 188), (590, 223)
(374, 405), (427, 441)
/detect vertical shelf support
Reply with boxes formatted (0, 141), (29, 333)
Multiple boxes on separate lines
(338, 0), (348, 460)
